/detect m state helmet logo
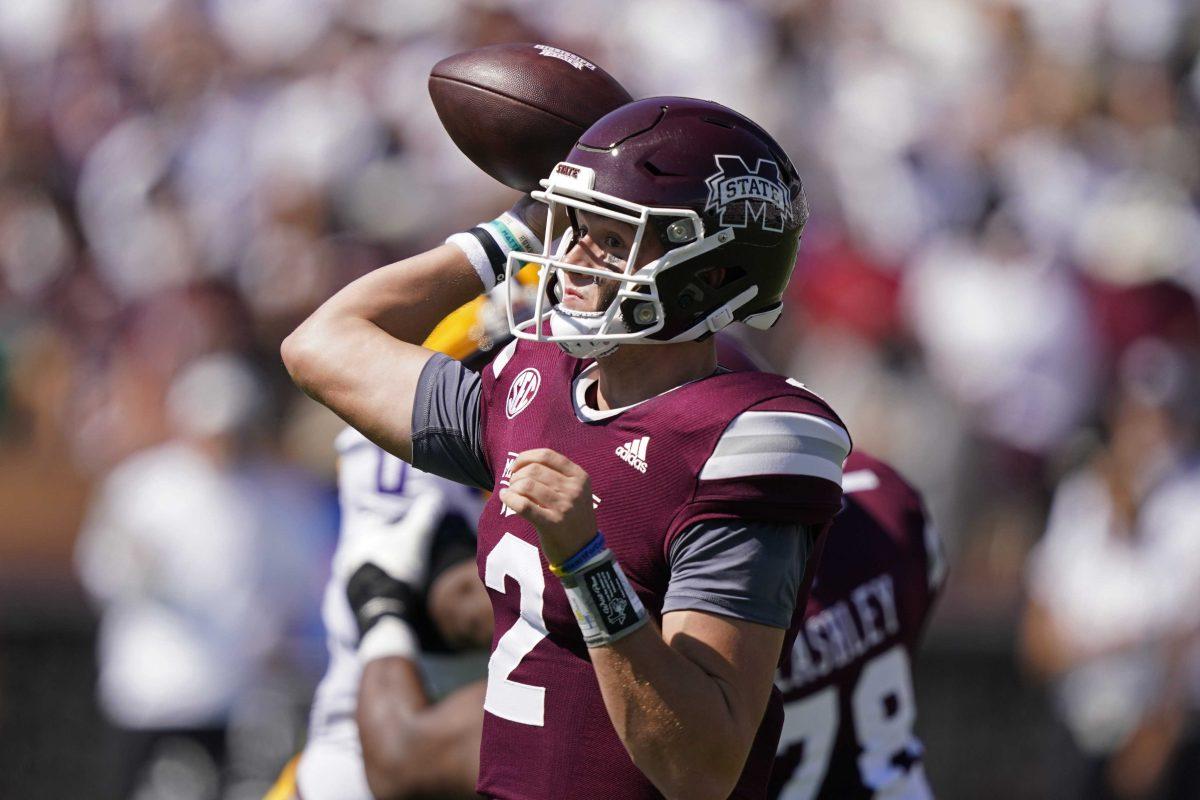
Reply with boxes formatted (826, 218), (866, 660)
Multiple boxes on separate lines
(704, 155), (792, 233)
(505, 368), (541, 419)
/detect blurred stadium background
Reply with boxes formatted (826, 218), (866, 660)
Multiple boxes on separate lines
(1, 0), (1198, 798)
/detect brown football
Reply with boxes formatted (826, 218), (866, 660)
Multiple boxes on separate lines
(429, 43), (633, 192)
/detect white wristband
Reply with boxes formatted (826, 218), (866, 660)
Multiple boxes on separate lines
(358, 617), (419, 664)
(446, 231), (496, 291)
(445, 213), (543, 292)
(559, 549), (649, 648)
(493, 211), (541, 254)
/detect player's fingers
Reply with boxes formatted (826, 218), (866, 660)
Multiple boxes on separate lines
(511, 462), (580, 500)
(513, 466), (590, 515)
(498, 487), (562, 527)
(505, 474), (566, 513)
(510, 461), (557, 484)
(513, 448), (587, 479)
(498, 487), (535, 518)
(511, 449), (567, 474)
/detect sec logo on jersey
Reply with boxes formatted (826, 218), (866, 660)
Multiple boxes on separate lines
(506, 368), (541, 419)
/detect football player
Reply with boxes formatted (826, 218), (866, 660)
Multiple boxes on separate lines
(277, 445), (945, 800)
(268, 299), (514, 800)
(293, 427), (486, 800)
(709, 336), (947, 799)
(284, 97), (851, 799)
(770, 452), (946, 799)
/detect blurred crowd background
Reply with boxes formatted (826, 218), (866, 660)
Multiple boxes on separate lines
(1, 0), (1198, 798)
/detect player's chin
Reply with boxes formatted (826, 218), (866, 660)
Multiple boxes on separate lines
(559, 294), (601, 314)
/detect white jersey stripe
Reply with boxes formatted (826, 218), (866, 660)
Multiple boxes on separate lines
(719, 411), (851, 454)
(703, 412), (850, 483)
(712, 434), (846, 464)
(699, 451), (843, 484)
(842, 469), (880, 494)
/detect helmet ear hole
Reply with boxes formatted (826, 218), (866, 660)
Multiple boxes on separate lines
(648, 256), (760, 339)
(697, 265), (728, 290)
(678, 282), (705, 311)
(708, 265), (745, 289)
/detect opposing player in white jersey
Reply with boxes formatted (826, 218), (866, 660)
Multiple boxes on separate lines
(267, 293), (528, 800)
(295, 425), (487, 800)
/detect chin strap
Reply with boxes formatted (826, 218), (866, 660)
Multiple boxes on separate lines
(548, 304), (622, 359)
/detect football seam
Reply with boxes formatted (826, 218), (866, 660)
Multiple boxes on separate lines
(429, 74), (590, 130)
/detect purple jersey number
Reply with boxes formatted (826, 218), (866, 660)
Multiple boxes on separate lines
(375, 449), (408, 494)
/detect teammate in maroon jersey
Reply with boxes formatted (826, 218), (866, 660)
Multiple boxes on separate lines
(284, 97), (851, 799)
(709, 337), (946, 798)
(770, 452), (946, 800)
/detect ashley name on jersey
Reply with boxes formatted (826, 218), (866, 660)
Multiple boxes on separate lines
(777, 572), (902, 692)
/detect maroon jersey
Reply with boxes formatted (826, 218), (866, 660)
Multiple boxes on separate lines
(474, 338), (851, 800)
(769, 452), (945, 800)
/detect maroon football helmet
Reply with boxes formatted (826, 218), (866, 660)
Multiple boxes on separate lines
(505, 97), (809, 358)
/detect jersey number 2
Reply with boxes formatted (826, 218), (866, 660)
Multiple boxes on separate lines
(483, 533), (548, 726)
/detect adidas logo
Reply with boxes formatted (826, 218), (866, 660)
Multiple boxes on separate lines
(615, 436), (649, 474)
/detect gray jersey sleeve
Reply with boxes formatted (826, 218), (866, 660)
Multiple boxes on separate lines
(662, 520), (811, 629)
(410, 353), (492, 491)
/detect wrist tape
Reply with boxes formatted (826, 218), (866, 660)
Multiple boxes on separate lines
(555, 541), (648, 648)
(347, 562), (419, 663)
(446, 211), (542, 291)
(358, 617), (418, 664)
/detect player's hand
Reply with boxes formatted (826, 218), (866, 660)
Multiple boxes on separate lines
(510, 194), (566, 244)
(499, 448), (596, 565)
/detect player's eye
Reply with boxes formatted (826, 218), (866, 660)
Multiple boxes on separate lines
(603, 233), (626, 251)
